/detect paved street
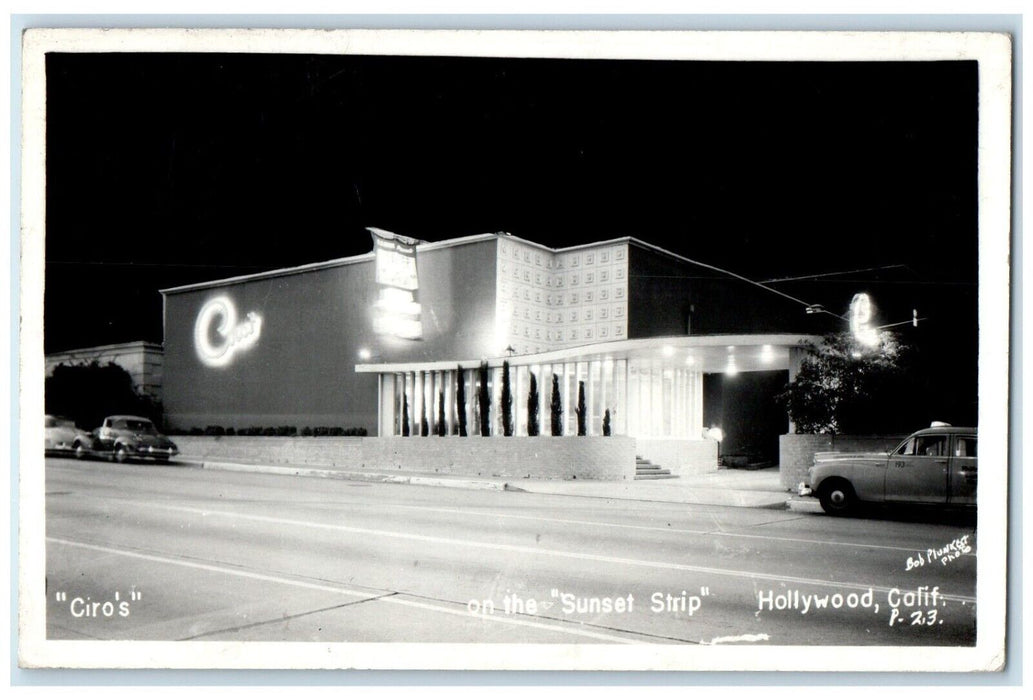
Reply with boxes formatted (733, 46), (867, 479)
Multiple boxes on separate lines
(45, 457), (977, 646)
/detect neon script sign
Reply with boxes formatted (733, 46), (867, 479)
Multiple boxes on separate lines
(194, 296), (263, 367)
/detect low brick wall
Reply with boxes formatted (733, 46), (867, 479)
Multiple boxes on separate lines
(635, 438), (719, 476)
(361, 436), (637, 480)
(779, 434), (905, 489)
(173, 436), (362, 468)
(172, 435), (636, 480)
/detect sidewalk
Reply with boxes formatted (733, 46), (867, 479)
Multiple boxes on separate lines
(178, 454), (812, 510)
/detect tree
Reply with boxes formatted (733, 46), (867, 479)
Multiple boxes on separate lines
(526, 372), (540, 436)
(602, 408), (611, 436)
(456, 365), (468, 436)
(550, 374), (563, 436)
(420, 393), (429, 437)
(501, 361), (513, 437)
(437, 391), (447, 436)
(45, 361), (161, 429)
(478, 361), (491, 437)
(402, 392), (410, 436)
(777, 332), (915, 435)
(576, 381), (587, 436)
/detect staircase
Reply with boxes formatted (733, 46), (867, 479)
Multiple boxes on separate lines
(634, 456), (678, 480)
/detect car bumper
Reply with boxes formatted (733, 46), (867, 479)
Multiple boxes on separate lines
(131, 445), (179, 459)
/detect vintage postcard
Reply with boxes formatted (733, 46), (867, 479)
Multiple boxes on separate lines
(18, 27), (1011, 671)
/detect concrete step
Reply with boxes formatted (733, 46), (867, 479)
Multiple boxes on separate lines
(634, 457), (677, 480)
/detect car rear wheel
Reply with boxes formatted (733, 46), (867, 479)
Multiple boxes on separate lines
(818, 479), (857, 516)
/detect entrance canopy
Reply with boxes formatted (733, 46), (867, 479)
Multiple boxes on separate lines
(356, 334), (820, 439)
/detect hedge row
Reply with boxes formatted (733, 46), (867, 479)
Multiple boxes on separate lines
(171, 426), (368, 437)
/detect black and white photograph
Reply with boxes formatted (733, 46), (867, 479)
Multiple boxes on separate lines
(16, 27), (1011, 672)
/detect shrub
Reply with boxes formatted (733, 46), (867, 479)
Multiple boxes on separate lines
(189, 427), (204, 436)
(526, 372), (540, 436)
(576, 381), (587, 436)
(402, 393), (410, 437)
(301, 426), (313, 436)
(420, 395), (429, 437)
(602, 408), (611, 436)
(501, 361), (513, 437)
(204, 425), (225, 436)
(550, 374), (562, 436)
(226, 427), (236, 436)
(478, 362), (491, 437)
(456, 365), (468, 436)
(437, 392), (447, 437)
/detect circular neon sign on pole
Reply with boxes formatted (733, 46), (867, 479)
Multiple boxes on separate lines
(849, 293), (880, 347)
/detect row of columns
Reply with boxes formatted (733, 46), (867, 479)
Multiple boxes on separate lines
(377, 358), (705, 439)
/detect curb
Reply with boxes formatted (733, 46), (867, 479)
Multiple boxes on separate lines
(787, 497), (824, 514)
(199, 460), (512, 492)
(189, 458), (786, 508)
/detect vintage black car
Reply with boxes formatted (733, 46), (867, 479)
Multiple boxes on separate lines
(74, 415), (179, 463)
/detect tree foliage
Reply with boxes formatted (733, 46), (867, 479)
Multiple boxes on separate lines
(777, 332), (917, 435)
(45, 361), (162, 429)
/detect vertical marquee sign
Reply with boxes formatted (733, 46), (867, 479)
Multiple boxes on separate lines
(369, 227), (423, 340)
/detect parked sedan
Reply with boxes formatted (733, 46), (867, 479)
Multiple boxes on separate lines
(799, 423), (977, 515)
(90, 415), (180, 463)
(44, 415), (91, 456)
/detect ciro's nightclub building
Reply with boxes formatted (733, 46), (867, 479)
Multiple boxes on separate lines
(161, 230), (828, 478)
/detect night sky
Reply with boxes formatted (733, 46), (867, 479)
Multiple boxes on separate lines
(44, 53), (978, 354)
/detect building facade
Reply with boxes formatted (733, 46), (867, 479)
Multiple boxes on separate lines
(161, 231), (824, 468)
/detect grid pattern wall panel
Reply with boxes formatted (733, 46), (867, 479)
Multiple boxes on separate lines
(496, 238), (629, 355)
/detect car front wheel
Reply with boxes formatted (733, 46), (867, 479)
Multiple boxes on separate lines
(74, 442), (87, 460)
(818, 479), (857, 516)
(114, 445), (129, 464)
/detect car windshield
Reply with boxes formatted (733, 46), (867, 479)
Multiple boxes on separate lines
(117, 420), (157, 434)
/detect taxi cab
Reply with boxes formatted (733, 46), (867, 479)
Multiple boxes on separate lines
(799, 423), (977, 515)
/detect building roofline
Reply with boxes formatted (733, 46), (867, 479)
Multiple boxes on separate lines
(45, 340), (164, 357)
(158, 229), (781, 296)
